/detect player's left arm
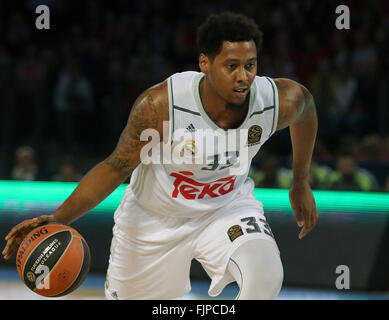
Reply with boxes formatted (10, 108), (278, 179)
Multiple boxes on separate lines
(274, 78), (318, 239)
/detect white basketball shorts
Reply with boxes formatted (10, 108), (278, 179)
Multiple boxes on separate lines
(105, 180), (278, 300)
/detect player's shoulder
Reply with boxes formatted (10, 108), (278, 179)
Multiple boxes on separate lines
(130, 71), (203, 126)
(138, 80), (169, 105)
(127, 80), (170, 137)
(137, 71), (200, 106)
(169, 70), (202, 90)
(170, 70), (201, 80)
(251, 76), (310, 102)
(271, 78), (311, 103)
(132, 80), (169, 121)
(270, 78), (314, 130)
(251, 75), (284, 93)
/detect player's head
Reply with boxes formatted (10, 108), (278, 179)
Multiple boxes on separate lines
(197, 11), (263, 105)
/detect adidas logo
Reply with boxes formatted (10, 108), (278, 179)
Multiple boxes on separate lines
(186, 123), (196, 132)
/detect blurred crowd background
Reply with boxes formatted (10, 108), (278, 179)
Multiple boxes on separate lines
(1, 0), (388, 192)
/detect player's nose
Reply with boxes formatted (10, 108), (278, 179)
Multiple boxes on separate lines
(236, 66), (249, 83)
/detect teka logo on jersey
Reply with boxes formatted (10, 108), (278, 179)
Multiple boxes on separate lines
(170, 171), (236, 199)
(16, 226), (49, 270)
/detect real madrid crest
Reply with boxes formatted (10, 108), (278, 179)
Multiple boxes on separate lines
(247, 125), (262, 146)
(181, 139), (198, 156)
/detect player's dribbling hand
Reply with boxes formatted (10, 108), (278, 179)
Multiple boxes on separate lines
(289, 181), (318, 239)
(2, 215), (56, 260)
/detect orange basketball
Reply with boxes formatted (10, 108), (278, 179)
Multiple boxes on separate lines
(16, 223), (91, 297)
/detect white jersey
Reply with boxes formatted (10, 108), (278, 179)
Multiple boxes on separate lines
(125, 71), (279, 218)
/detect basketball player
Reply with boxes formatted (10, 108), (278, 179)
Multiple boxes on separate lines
(2, 12), (318, 300)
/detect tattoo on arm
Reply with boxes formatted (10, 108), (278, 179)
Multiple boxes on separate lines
(104, 81), (168, 173)
(104, 125), (139, 173)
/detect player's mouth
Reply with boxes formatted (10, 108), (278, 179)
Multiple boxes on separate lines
(233, 87), (249, 98)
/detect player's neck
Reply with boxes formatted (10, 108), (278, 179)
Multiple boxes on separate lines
(199, 77), (249, 113)
(200, 77), (225, 112)
(199, 77), (249, 129)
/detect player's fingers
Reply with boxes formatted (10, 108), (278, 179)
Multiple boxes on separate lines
(2, 236), (20, 259)
(299, 211), (310, 238)
(3, 232), (20, 252)
(2, 242), (16, 260)
(311, 205), (318, 225)
(307, 208), (314, 227)
(5, 219), (35, 241)
(294, 209), (304, 227)
(3, 245), (19, 260)
(3, 216), (52, 259)
(3, 220), (39, 257)
(2, 241), (11, 258)
(299, 223), (312, 239)
(5, 232), (25, 256)
(299, 210), (316, 239)
(298, 227), (304, 239)
(4, 225), (22, 241)
(312, 211), (318, 226)
(5, 216), (45, 241)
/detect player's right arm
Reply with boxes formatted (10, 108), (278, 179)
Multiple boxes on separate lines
(2, 81), (169, 260)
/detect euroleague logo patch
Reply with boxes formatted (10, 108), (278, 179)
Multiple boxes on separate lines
(26, 271), (36, 283)
(227, 225), (243, 242)
(247, 125), (262, 146)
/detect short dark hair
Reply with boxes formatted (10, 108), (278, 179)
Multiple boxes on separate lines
(196, 11), (263, 61)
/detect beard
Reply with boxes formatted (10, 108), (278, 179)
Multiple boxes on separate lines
(226, 91), (250, 110)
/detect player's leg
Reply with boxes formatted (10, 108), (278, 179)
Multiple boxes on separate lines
(193, 190), (283, 299)
(105, 227), (192, 300)
(227, 239), (283, 299)
(105, 194), (193, 300)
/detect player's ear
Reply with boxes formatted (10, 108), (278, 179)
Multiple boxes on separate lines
(199, 53), (211, 74)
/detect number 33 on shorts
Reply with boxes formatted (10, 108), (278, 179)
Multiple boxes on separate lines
(227, 216), (274, 242)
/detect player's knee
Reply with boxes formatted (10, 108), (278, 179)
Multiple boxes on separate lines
(229, 239), (283, 300)
(247, 253), (283, 299)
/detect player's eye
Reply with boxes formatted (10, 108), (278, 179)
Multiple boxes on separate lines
(245, 63), (255, 70)
(227, 64), (237, 70)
